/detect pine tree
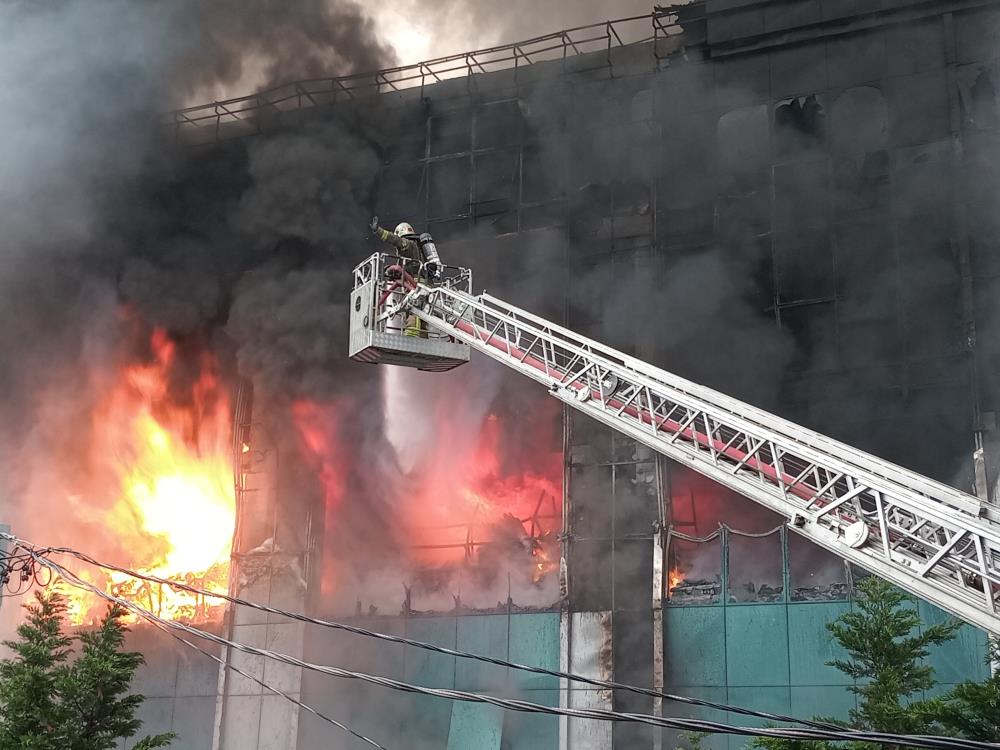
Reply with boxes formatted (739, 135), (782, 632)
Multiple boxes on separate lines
(753, 575), (961, 750)
(0, 591), (72, 749)
(934, 640), (1000, 741)
(0, 590), (175, 750)
(828, 576), (961, 734)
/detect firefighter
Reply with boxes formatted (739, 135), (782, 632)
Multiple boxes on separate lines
(369, 216), (442, 337)
(369, 217), (441, 279)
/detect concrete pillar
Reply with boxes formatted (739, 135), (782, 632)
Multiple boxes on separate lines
(213, 385), (311, 750)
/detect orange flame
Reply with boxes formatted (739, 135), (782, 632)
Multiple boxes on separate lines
(292, 399), (346, 601)
(405, 408), (562, 575)
(64, 329), (235, 624)
(668, 566), (684, 592)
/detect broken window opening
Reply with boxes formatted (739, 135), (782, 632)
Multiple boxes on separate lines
(667, 535), (722, 606)
(788, 533), (848, 601)
(775, 95), (826, 157)
(727, 528), (783, 603)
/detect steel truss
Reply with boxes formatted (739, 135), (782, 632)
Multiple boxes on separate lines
(404, 282), (1000, 634)
(164, 9), (701, 144)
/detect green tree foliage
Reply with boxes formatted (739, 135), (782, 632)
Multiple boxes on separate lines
(828, 576), (961, 734)
(0, 590), (175, 750)
(752, 576), (962, 750)
(0, 590), (72, 748)
(934, 640), (1000, 742)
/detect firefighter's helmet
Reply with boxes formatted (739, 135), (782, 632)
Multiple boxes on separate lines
(394, 222), (416, 238)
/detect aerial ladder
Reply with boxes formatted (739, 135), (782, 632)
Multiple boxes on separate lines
(349, 252), (1000, 636)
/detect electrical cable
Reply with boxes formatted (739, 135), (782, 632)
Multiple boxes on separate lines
(15, 536), (846, 732)
(25, 546), (1000, 750)
(0, 541), (388, 749)
(149, 619), (389, 750)
(0, 546), (54, 597)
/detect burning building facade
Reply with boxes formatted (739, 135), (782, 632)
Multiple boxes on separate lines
(4, 0), (1000, 748)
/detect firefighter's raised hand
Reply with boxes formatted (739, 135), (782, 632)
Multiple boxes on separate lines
(369, 216), (379, 234)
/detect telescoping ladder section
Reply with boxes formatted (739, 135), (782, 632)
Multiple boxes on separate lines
(409, 283), (1000, 635)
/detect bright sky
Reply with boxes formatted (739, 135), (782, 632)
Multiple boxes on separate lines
(369, 2), (436, 65)
(368, 0), (663, 66)
(184, 1), (670, 106)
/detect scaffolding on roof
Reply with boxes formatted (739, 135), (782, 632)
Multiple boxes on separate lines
(163, 8), (706, 145)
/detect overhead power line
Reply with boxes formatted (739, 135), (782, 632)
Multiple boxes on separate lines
(0, 541), (386, 750)
(151, 619), (388, 750)
(15, 536), (844, 731)
(22, 545), (1000, 750)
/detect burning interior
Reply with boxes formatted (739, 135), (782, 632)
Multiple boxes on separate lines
(52, 324), (236, 625)
(30, 307), (565, 627)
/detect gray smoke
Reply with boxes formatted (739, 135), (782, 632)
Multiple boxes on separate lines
(0, 0), (396, 581)
(385, 0), (677, 61)
(169, 0), (393, 100)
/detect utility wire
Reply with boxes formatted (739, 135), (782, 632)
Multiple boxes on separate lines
(18, 537), (845, 731)
(0, 542), (386, 750)
(149, 617), (389, 750)
(26, 547), (1000, 750)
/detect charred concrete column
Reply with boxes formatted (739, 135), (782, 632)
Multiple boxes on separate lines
(212, 382), (314, 750)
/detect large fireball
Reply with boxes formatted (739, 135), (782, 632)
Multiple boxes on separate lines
(64, 329), (235, 624)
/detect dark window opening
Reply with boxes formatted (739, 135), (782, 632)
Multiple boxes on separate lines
(668, 537), (721, 605)
(428, 158), (471, 219)
(775, 95), (825, 156)
(789, 533), (848, 601)
(728, 532), (783, 603)
(430, 111), (472, 156)
(377, 163), (425, 222)
(474, 150), (518, 216)
(476, 100), (525, 149)
(774, 230), (834, 303)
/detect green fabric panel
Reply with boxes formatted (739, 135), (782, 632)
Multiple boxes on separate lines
(726, 687), (792, 750)
(404, 617), (456, 689)
(353, 616), (408, 679)
(787, 602), (853, 686)
(509, 613), (561, 691)
(665, 606), (727, 687)
(661, 687), (729, 750)
(505, 689), (559, 749)
(726, 686), (792, 727)
(725, 606), (790, 687)
(790, 685), (857, 723)
(918, 601), (990, 684)
(408, 693), (455, 747)
(456, 615), (510, 691)
(447, 702), (503, 750)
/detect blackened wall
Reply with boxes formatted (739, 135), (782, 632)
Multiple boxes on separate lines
(181, 2), (1000, 747)
(350, 3), (1000, 747)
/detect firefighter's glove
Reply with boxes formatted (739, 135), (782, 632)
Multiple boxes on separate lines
(369, 216), (379, 234)
(424, 261), (439, 280)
